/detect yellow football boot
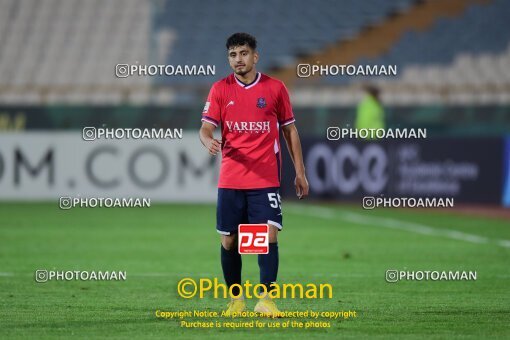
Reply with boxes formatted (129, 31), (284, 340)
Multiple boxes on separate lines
(223, 298), (246, 317)
(254, 296), (281, 318)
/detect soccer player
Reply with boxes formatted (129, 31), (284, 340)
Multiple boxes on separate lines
(199, 32), (309, 316)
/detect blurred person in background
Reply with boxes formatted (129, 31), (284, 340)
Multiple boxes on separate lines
(355, 85), (385, 132)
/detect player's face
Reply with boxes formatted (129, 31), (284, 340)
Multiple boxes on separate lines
(228, 45), (258, 76)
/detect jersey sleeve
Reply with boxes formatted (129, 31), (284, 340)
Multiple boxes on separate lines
(201, 83), (221, 127)
(277, 83), (295, 126)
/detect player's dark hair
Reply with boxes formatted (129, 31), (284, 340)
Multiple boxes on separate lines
(365, 85), (380, 100)
(226, 33), (257, 51)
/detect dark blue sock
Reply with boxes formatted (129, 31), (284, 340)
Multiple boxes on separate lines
(258, 243), (279, 292)
(221, 245), (242, 296)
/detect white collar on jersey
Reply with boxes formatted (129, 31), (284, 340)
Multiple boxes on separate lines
(234, 72), (261, 89)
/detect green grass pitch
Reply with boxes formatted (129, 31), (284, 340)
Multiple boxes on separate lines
(1, 202), (509, 339)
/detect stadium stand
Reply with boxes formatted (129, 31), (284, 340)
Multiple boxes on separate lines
(0, 0), (417, 103)
(292, 0), (510, 106)
(0, 0), (508, 112)
(347, 0), (510, 105)
(0, 0), (151, 104)
(154, 0), (417, 83)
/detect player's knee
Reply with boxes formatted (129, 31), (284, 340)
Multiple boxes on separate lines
(221, 235), (237, 251)
(268, 225), (279, 243)
(268, 232), (278, 243)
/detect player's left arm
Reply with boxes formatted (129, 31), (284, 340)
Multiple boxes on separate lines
(282, 123), (309, 199)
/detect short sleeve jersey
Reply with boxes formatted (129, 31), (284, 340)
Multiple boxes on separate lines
(201, 72), (295, 189)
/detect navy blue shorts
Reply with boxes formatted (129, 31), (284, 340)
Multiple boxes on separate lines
(216, 187), (283, 235)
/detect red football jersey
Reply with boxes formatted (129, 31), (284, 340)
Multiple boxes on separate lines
(201, 72), (295, 189)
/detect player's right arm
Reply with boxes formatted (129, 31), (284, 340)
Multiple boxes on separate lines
(200, 83), (222, 156)
(199, 122), (221, 156)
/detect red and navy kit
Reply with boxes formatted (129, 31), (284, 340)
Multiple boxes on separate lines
(201, 72), (295, 190)
(202, 72), (294, 234)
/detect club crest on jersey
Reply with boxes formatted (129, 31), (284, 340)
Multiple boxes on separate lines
(256, 97), (267, 109)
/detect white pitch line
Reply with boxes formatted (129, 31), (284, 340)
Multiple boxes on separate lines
(342, 211), (489, 244)
(497, 240), (510, 248)
(286, 205), (510, 248)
